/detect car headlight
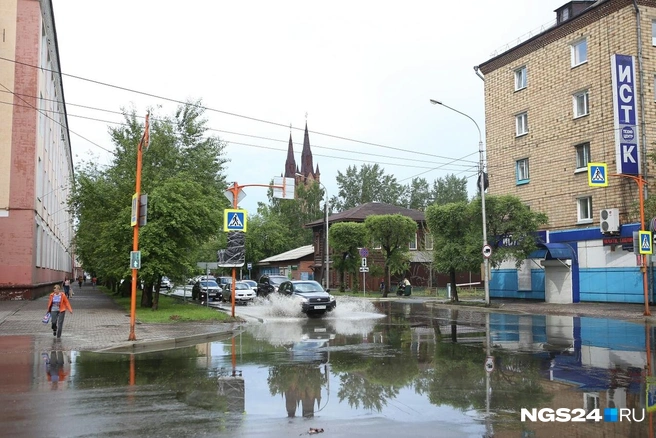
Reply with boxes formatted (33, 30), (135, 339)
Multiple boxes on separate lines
(329, 295), (335, 301)
(297, 296), (309, 303)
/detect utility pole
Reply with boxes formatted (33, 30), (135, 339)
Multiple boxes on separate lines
(128, 113), (149, 341)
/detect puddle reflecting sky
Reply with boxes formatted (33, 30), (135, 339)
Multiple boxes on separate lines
(1, 298), (655, 437)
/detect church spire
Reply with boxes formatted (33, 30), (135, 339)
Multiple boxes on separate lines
(300, 122), (314, 177)
(284, 132), (296, 178)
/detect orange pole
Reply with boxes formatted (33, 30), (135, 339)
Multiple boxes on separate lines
(638, 177), (651, 316)
(129, 113), (149, 341)
(230, 182), (239, 318)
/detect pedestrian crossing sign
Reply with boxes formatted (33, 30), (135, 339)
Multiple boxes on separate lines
(639, 231), (652, 255)
(587, 162), (608, 187)
(224, 209), (247, 232)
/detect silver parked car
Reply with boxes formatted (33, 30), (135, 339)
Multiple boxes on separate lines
(223, 281), (256, 304)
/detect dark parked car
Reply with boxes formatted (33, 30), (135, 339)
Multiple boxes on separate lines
(192, 280), (222, 302)
(276, 280), (336, 316)
(257, 275), (289, 297)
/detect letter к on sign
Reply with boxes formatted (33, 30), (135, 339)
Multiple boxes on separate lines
(224, 209), (247, 232)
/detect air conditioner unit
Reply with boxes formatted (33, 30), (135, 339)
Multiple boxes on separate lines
(600, 208), (620, 234)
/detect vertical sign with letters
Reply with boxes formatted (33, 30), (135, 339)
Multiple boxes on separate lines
(611, 54), (640, 175)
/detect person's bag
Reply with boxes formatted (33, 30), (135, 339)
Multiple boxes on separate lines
(42, 312), (51, 324)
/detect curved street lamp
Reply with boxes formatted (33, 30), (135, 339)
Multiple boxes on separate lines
(430, 99), (490, 306)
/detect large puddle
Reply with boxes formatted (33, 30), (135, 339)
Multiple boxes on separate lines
(1, 298), (655, 437)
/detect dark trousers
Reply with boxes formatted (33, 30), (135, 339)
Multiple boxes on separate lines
(50, 311), (66, 338)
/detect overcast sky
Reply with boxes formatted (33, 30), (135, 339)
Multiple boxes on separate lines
(51, 0), (565, 213)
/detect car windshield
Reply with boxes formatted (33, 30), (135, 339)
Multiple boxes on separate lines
(201, 281), (218, 288)
(243, 280), (256, 287)
(293, 281), (324, 293)
(235, 283), (249, 290)
(269, 277), (287, 286)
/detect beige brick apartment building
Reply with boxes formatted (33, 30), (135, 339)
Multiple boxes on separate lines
(477, 0), (656, 304)
(0, 0), (74, 299)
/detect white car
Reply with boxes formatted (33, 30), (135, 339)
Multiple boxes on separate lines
(224, 281), (256, 304)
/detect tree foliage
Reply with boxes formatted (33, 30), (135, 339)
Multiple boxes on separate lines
(431, 174), (468, 205)
(330, 164), (406, 211)
(426, 195), (548, 301)
(329, 222), (368, 292)
(364, 215), (417, 296)
(70, 101), (228, 308)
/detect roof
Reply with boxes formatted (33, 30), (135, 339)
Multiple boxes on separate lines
(258, 244), (314, 264)
(305, 202), (425, 227)
(528, 243), (576, 261)
(478, 0), (613, 74)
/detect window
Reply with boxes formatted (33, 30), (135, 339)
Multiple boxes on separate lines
(409, 233), (417, 250)
(516, 158), (529, 184)
(573, 90), (589, 118)
(514, 66), (527, 90)
(424, 233), (434, 250)
(571, 39), (587, 67)
(652, 20), (656, 46)
(577, 196), (592, 222)
(575, 142), (590, 170)
(516, 112), (528, 136)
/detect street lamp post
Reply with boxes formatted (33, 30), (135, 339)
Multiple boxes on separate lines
(430, 99), (490, 306)
(296, 173), (330, 290)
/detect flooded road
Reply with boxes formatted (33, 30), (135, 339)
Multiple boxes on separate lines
(1, 296), (655, 437)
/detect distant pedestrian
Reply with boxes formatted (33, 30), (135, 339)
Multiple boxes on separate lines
(92, 277), (97, 288)
(77, 276), (83, 288)
(379, 280), (385, 293)
(47, 285), (73, 339)
(62, 278), (71, 298)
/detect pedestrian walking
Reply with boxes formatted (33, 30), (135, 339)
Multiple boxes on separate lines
(47, 285), (73, 339)
(92, 277), (97, 288)
(62, 278), (71, 298)
(77, 276), (83, 288)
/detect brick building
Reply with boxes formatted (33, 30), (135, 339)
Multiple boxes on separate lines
(477, 0), (656, 304)
(0, 0), (74, 299)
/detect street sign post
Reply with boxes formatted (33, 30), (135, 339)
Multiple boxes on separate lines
(130, 251), (141, 269)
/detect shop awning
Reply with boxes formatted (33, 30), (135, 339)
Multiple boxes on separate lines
(528, 242), (575, 260)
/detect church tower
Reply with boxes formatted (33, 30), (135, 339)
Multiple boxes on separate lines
(282, 122), (320, 189)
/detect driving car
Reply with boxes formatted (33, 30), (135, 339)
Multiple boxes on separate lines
(216, 276), (233, 292)
(257, 274), (288, 297)
(192, 280), (222, 302)
(276, 280), (336, 316)
(223, 281), (256, 304)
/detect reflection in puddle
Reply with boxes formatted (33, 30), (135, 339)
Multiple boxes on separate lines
(1, 303), (655, 437)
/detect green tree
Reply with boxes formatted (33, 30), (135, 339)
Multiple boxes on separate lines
(70, 101), (228, 308)
(431, 174), (468, 205)
(403, 177), (431, 210)
(329, 222), (368, 292)
(331, 164), (405, 211)
(425, 202), (479, 302)
(364, 215), (417, 296)
(473, 194), (548, 268)
(426, 195), (548, 302)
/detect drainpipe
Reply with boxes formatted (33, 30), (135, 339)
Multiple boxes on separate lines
(633, 0), (652, 304)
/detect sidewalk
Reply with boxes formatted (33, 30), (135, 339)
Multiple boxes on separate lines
(0, 283), (239, 354)
(0, 285), (654, 354)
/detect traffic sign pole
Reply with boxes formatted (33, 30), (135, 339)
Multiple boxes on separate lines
(129, 113), (149, 341)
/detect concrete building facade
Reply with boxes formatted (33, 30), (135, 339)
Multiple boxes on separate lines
(0, 0), (74, 299)
(478, 0), (656, 303)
